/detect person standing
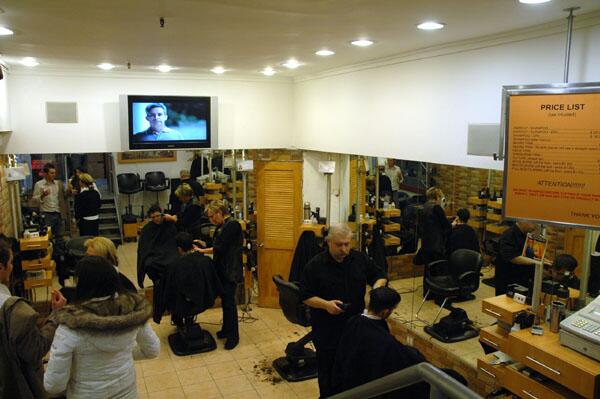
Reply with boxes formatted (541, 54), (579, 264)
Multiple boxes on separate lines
(33, 163), (67, 238)
(163, 183), (204, 239)
(494, 221), (538, 295)
(384, 158), (403, 209)
(74, 173), (101, 237)
(0, 239), (67, 399)
(300, 223), (387, 398)
(197, 200), (243, 350)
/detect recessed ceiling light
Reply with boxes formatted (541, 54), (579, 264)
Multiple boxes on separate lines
(156, 64), (173, 73)
(351, 39), (374, 47)
(20, 57), (39, 67)
(519, 0), (551, 3)
(262, 67), (276, 76)
(97, 63), (115, 70)
(211, 66), (226, 74)
(0, 26), (13, 36)
(417, 21), (445, 30)
(315, 49), (335, 56)
(283, 59), (301, 69)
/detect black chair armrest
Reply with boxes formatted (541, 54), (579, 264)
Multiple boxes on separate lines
(458, 270), (479, 287)
(166, 177), (171, 189)
(426, 259), (449, 278)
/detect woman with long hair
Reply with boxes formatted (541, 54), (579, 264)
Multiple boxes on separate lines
(44, 256), (159, 398)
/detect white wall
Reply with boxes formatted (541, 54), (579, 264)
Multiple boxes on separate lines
(5, 72), (293, 154)
(293, 23), (600, 170)
(0, 70), (9, 131)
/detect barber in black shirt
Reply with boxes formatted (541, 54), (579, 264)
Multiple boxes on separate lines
(164, 183), (204, 239)
(197, 200), (243, 350)
(301, 223), (387, 398)
(449, 208), (480, 254)
(494, 221), (538, 295)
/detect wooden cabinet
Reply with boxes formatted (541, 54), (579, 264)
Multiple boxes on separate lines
(482, 295), (529, 325)
(19, 232), (54, 304)
(479, 325), (509, 353)
(477, 354), (506, 386)
(502, 364), (582, 399)
(508, 329), (600, 398)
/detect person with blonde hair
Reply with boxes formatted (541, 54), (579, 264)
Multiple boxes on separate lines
(163, 183), (204, 238)
(85, 237), (137, 292)
(74, 173), (101, 237)
(197, 200), (242, 349)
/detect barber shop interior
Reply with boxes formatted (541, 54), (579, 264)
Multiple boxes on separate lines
(0, 1), (600, 399)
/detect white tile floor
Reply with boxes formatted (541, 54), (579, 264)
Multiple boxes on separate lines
(116, 243), (320, 399)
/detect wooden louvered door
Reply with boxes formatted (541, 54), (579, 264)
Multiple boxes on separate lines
(349, 157), (366, 216)
(256, 161), (303, 308)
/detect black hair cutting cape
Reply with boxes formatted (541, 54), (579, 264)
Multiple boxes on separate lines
(137, 221), (179, 288)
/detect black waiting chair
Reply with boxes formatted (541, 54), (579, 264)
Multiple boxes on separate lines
(117, 173), (143, 223)
(416, 249), (483, 343)
(144, 171), (170, 206)
(271, 275), (317, 382)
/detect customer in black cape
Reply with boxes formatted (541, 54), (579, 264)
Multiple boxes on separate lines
(449, 208), (480, 254)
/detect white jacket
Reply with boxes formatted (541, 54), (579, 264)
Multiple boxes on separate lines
(44, 293), (160, 398)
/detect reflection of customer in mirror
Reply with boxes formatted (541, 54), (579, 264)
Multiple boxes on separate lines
(134, 103), (183, 141)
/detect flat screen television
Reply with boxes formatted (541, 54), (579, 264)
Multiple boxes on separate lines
(125, 95), (214, 150)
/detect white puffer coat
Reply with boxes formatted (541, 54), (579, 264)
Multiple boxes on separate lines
(44, 293), (160, 398)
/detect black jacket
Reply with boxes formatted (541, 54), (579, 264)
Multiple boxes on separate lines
(289, 231), (321, 283)
(153, 252), (223, 323)
(331, 315), (428, 398)
(213, 218), (244, 284)
(416, 202), (451, 265)
(74, 189), (101, 219)
(137, 221), (179, 287)
(449, 224), (480, 254)
(176, 200), (204, 239)
(495, 224), (529, 295)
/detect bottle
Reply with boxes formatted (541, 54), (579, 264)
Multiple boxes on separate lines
(303, 202), (311, 221)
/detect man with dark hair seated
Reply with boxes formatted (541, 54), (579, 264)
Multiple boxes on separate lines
(550, 253), (580, 289)
(331, 287), (466, 398)
(449, 208), (480, 254)
(137, 204), (179, 287)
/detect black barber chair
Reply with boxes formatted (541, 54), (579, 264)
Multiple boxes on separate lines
(272, 275), (317, 382)
(117, 173), (143, 224)
(168, 317), (217, 356)
(418, 249), (483, 343)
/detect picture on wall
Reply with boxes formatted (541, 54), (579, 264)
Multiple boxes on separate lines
(117, 151), (177, 164)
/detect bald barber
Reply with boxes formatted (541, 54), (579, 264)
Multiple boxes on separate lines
(301, 223), (387, 398)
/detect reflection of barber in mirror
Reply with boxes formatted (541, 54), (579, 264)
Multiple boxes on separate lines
(494, 221), (550, 296)
(163, 184), (204, 239)
(384, 159), (403, 209)
(196, 201), (243, 350)
(449, 208), (480, 254)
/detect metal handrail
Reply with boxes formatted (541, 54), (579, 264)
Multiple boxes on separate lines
(327, 362), (483, 399)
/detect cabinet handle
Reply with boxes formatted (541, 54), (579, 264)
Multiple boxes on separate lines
(482, 337), (499, 347)
(484, 308), (502, 317)
(522, 390), (539, 399)
(479, 367), (496, 379)
(525, 356), (561, 375)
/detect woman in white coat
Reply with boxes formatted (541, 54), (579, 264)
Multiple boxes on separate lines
(44, 256), (160, 398)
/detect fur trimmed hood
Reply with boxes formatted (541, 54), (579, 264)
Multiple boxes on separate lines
(52, 292), (151, 332)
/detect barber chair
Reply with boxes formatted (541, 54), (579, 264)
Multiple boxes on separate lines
(271, 275), (317, 382)
(144, 171), (170, 206)
(117, 173), (143, 224)
(168, 316), (217, 356)
(58, 235), (93, 298)
(416, 249), (483, 343)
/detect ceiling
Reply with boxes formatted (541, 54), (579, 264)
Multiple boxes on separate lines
(0, 0), (599, 78)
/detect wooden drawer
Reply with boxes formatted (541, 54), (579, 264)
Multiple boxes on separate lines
(468, 196), (488, 206)
(487, 212), (502, 222)
(480, 325), (509, 353)
(24, 268), (53, 290)
(378, 208), (401, 218)
(503, 364), (581, 399)
(203, 182), (223, 190)
(482, 295), (529, 325)
(487, 223), (509, 235)
(383, 235), (400, 246)
(468, 219), (486, 229)
(22, 254), (51, 271)
(508, 329), (599, 398)
(488, 200), (503, 210)
(205, 193), (223, 200)
(477, 354), (506, 386)
(471, 208), (487, 217)
(20, 235), (50, 251)
(382, 223), (400, 232)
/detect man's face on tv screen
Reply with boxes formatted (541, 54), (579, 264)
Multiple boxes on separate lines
(146, 106), (167, 132)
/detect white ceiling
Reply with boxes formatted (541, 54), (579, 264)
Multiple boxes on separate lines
(0, 0), (599, 77)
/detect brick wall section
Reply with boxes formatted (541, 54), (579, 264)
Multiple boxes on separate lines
(430, 163), (566, 256)
(0, 155), (13, 236)
(387, 254), (423, 280)
(391, 322), (495, 397)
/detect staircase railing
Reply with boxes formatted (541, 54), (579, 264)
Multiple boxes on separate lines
(109, 154), (124, 244)
(327, 362), (482, 399)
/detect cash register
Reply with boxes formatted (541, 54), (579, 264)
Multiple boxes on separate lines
(560, 295), (600, 361)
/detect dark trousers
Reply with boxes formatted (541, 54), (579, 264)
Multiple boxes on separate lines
(78, 218), (99, 237)
(314, 346), (336, 398)
(43, 212), (63, 238)
(221, 281), (239, 339)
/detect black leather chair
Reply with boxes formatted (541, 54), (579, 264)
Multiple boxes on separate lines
(117, 173), (143, 223)
(144, 171), (170, 206)
(271, 275), (317, 382)
(417, 249), (483, 343)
